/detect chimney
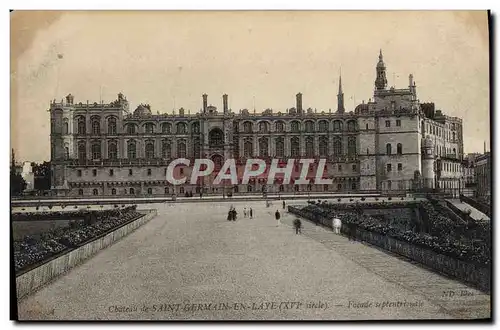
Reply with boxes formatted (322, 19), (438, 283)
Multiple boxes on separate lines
(202, 94), (208, 113)
(223, 94), (228, 113)
(296, 93), (302, 114)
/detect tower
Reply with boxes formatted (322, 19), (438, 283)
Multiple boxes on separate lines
(223, 94), (228, 114)
(337, 72), (345, 113)
(375, 49), (388, 90)
(421, 136), (436, 189)
(296, 93), (303, 114)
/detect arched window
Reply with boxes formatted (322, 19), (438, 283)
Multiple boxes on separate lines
(209, 128), (224, 146)
(108, 142), (117, 159)
(127, 124), (136, 134)
(129, 187), (135, 195)
(107, 117), (117, 134)
(397, 143), (402, 155)
(127, 141), (136, 159)
(305, 137), (314, 157)
(275, 137), (284, 157)
(421, 120), (425, 135)
(244, 140), (253, 157)
(147, 188), (153, 195)
(162, 140), (172, 159)
(351, 182), (356, 190)
(259, 138), (269, 157)
(347, 120), (356, 132)
(279, 185), (284, 192)
(333, 120), (343, 132)
(291, 121), (300, 133)
(347, 137), (356, 156)
(64, 147), (69, 160)
(191, 122), (200, 133)
(92, 120), (100, 135)
(452, 132), (456, 141)
(243, 122), (253, 133)
(337, 183), (342, 191)
(78, 189), (83, 196)
(77, 117), (86, 134)
(177, 141), (186, 158)
(145, 123), (154, 134)
(387, 180), (392, 190)
(145, 141), (155, 159)
(386, 143), (392, 155)
(164, 187), (169, 195)
(93, 189), (98, 196)
(259, 122), (269, 133)
(305, 121), (314, 132)
(291, 137), (300, 157)
(247, 185), (253, 192)
(333, 137), (342, 155)
(319, 120), (328, 132)
(319, 136), (328, 157)
(453, 148), (456, 156)
(275, 121), (284, 132)
(78, 142), (86, 161)
(176, 122), (187, 134)
(111, 188), (116, 195)
(91, 142), (101, 160)
(63, 120), (69, 134)
(161, 123), (171, 134)
(193, 138), (201, 157)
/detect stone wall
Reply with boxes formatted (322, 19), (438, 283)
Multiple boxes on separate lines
(16, 210), (157, 300)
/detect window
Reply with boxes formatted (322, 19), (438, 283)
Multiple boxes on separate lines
(129, 187), (135, 195)
(92, 120), (101, 135)
(179, 187), (185, 194)
(387, 180), (392, 190)
(162, 140), (172, 159)
(77, 169), (82, 177)
(165, 187), (169, 194)
(107, 117), (117, 134)
(244, 140), (253, 157)
(351, 182), (356, 190)
(347, 120), (356, 132)
(305, 121), (314, 132)
(398, 163), (402, 171)
(259, 122), (269, 133)
(147, 188), (153, 195)
(387, 164), (392, 172)
(319, 120), (328, 132)
(92, 169), (97, 176)
(319, 137), (328, 157)
(352, 164), (357, 171)
(127, 141), (137, 159)
(275, 137), (284, 157)
(108, 142), (117, 159)
(177, 142), (187, 158)
(109, 169), (114, 176)
(365, 123), (369, 130)
(91, 143), (101, 160)
(111, 188), (116, 195)
(180, 168), (184, 175)
(338, 164), (342, 171)
(92, 189), (98, 196)
(385, 120), (391, 127)
(396, 120), (401, 127)
(386, 144), (392, 155)
(397, 143), (402, 155)
(177, 123), (187, 134)
(291, 121), (300, 133)
(347, 137), (356, 157)
(279, 185), (284, 192)
(305, 137), (314, 157)
(191, 122), (200, 133)
(247, 185), (253, 192)
(64, 147), (69, 160)
(243, 122), (253, 133)
(259, 138), (269, 157)
(129, 169), (133, 176)
(78, 189), (83, 196)
(127, 124), (136, 134)
(290, 137), (300, 157)
(275, 121), (284, 132)
(161, 123), (171, 134)
(63, 121), (69, 135)
(324, 185), (329, 191)
(145, 142), (155, 159)
(294, 185), (299, 192)
(333, 138), (342, 155)
(145, 123), (154, 134)
(337, 183), (342, 191)
(333, 120), (342, 132)
(452, 132), (456, 141)
(209, 129), (224, 146)
(77, 118), (86, 134)
(147, 169), (152, 176)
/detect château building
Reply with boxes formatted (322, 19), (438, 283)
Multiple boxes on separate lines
(49, 51), (464, 197)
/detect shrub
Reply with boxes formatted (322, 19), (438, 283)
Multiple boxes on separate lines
(74, 206), (78, 209)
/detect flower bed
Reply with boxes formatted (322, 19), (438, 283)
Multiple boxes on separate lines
(13, 206), (141, 274)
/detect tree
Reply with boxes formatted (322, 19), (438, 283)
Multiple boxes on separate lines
(10, 149), (26, 196)
(32, 161), (51, 191)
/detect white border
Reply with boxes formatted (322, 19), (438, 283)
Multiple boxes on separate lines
(3, 2), (498, 330)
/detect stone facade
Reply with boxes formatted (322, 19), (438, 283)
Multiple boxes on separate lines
(49, 51), (464, 196)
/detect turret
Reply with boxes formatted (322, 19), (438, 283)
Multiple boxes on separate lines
(202, 94), (208, 113)
(375, 49), (388, 90)
(296, 93), (303, 114)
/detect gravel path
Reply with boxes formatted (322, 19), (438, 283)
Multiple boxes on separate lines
(17, 201), (474, 320)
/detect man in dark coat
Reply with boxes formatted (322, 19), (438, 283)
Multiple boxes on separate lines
(249, 208), (253, 219)
(275, 210), (280, 226)
(293, 218), (302, 234)
(282, 200), (286, 210)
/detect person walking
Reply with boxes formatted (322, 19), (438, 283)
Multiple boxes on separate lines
(282, 200), (286, 210)
(249, 208), (253, 219)
(293, 218), (302, 234)
(243, 208), (247, 218)
(275, 210), (281, 227)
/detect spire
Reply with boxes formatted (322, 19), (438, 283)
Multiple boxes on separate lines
(337, 69), (345, 113)
(379, 49), (383, 62)
(375, 49), (388, 90)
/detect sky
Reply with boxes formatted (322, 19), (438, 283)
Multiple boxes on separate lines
(10, 10), (490, 163)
